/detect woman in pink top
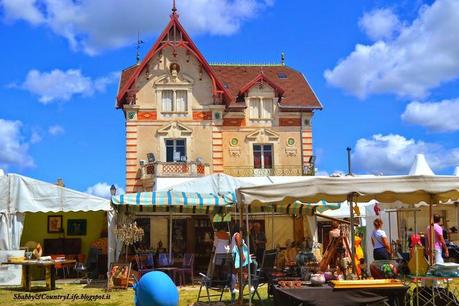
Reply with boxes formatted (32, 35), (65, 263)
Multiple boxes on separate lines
(426, 214), (449, 264)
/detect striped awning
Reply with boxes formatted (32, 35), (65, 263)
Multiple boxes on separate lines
(248, 200), (341, 216)
(112, 191), (236, 207)
(111, 191), (340, 216)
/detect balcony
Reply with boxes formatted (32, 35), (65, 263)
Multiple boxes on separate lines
(223, 165), (306, 177)
(140, 161), (211, 185)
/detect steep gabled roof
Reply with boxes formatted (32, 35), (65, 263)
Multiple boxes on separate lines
(238, 73), (285, 97)
(211, 65), (323, 110)
(116, 10), (230, 109)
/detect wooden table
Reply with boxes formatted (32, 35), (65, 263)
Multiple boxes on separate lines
(2, 260), (76, 291)
(273, 284), (409, 306)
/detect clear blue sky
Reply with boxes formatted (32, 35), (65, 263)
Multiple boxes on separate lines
(0, 0), (458, 196)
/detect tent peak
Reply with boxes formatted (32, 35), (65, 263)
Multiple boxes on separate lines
(409, 153), (434, 176)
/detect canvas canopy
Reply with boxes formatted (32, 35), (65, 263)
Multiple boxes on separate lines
(237, 175), (459, 206)
(0, 173), (111, 213)
(0, 173), (117, 265)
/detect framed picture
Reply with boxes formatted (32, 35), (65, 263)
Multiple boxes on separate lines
(108, 263), (131, 289)
(47, 215), (63, 233)
(67, 219), (87, 236)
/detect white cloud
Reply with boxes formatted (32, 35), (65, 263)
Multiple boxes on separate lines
(30, 130), (42, 144)
(48, 124), (65, 136)
(0, 119), (35, 169)
(401, 98), (459, 132)
(18, 69), (118, 103)
(1, 0), (44, 25)
(1, 0), (273, 55)
(86, 182), (125, 199)
(352, 134), (459, 175)
(324, 0), (459, 98)
(359, 8), (401, 41)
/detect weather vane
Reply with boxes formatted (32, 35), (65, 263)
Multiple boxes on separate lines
(136, 31), (144, 64)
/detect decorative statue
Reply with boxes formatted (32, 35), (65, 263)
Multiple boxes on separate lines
(170, 63), (180, 82)
(126, 89), (137, 105)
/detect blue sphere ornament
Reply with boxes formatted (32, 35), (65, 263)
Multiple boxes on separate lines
(134, 271), (179, 306)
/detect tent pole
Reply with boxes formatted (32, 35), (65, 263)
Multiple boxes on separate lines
(348, 193), (356, 275)
(429, 195), (434, 265)
(246, 202), (252, 306)
(169, 210), (172, 264)
(238, 198), (243, 304)
(271, 207), (274, 249)
(388, 211), (392, 249)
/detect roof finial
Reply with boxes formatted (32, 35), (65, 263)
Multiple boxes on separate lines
(136, 31), (144, 64)
(281, 51), (285, 66)
(172, 0), (177, 14)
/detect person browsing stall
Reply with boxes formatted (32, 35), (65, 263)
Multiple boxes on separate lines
(371, 218), (392, 260)
(426, 214), (449, 264)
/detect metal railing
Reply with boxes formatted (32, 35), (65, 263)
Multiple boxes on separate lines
(223, 165), (304, 177)
(141, 161), (211, 179)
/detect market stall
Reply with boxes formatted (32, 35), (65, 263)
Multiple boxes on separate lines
(0, 173), (112, 286)
(237, 174), (459, 305)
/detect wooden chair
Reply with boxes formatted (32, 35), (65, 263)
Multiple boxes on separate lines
(174, 253), (194, 286)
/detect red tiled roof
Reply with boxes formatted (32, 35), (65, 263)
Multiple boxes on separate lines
(118, 64), (322, 111)
(211, 65), (322, 110)
(119, 65), (137, 93)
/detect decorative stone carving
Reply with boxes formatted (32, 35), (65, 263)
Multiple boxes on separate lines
(126, 89), (137, 105)
(229, 138), (239, 146)
(246, 128), (279, 143)
(127, 111), (136, 120)
(229, 147), (241, 158)
(157, 121), (192, 138)
(170, 63), (180, 82)
(285, 147), (297, 157)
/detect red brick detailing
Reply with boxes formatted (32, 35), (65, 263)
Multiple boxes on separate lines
(126, 131), (137, 134)
(126, 137), (137, 140)
(126, 157), (137, 160)
(138, 111), (157, 121)
(126, 184), (143, 188)
(279, 118), (301, 126)
(192, 111), (212, 120)
(223, 118), (246, 127)
(126, 151), (137, 153)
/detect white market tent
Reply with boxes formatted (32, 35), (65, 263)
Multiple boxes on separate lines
(237, 174), (459, 275)
(0, 173), (116, 264)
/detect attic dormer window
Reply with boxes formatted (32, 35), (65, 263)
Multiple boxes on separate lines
(249, 97), (273, 120)
(161, 90), (188, 113)
(277, 72), (287, 79)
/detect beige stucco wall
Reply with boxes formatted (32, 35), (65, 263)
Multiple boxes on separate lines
(222, 129), (303, 168)
(136, 123), (214, 166)
(134, 48), (214, 110)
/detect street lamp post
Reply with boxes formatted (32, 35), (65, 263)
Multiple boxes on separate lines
(110, 184), (117, 197)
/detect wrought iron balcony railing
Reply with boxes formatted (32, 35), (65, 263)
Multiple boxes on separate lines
(223, 165), (305, 177)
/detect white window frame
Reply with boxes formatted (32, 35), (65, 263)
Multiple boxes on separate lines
(165, 138), (187, 162)
(249, 97), (274, 122)
(253, 144), (273, 169)
(159, 89), (189, 114)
